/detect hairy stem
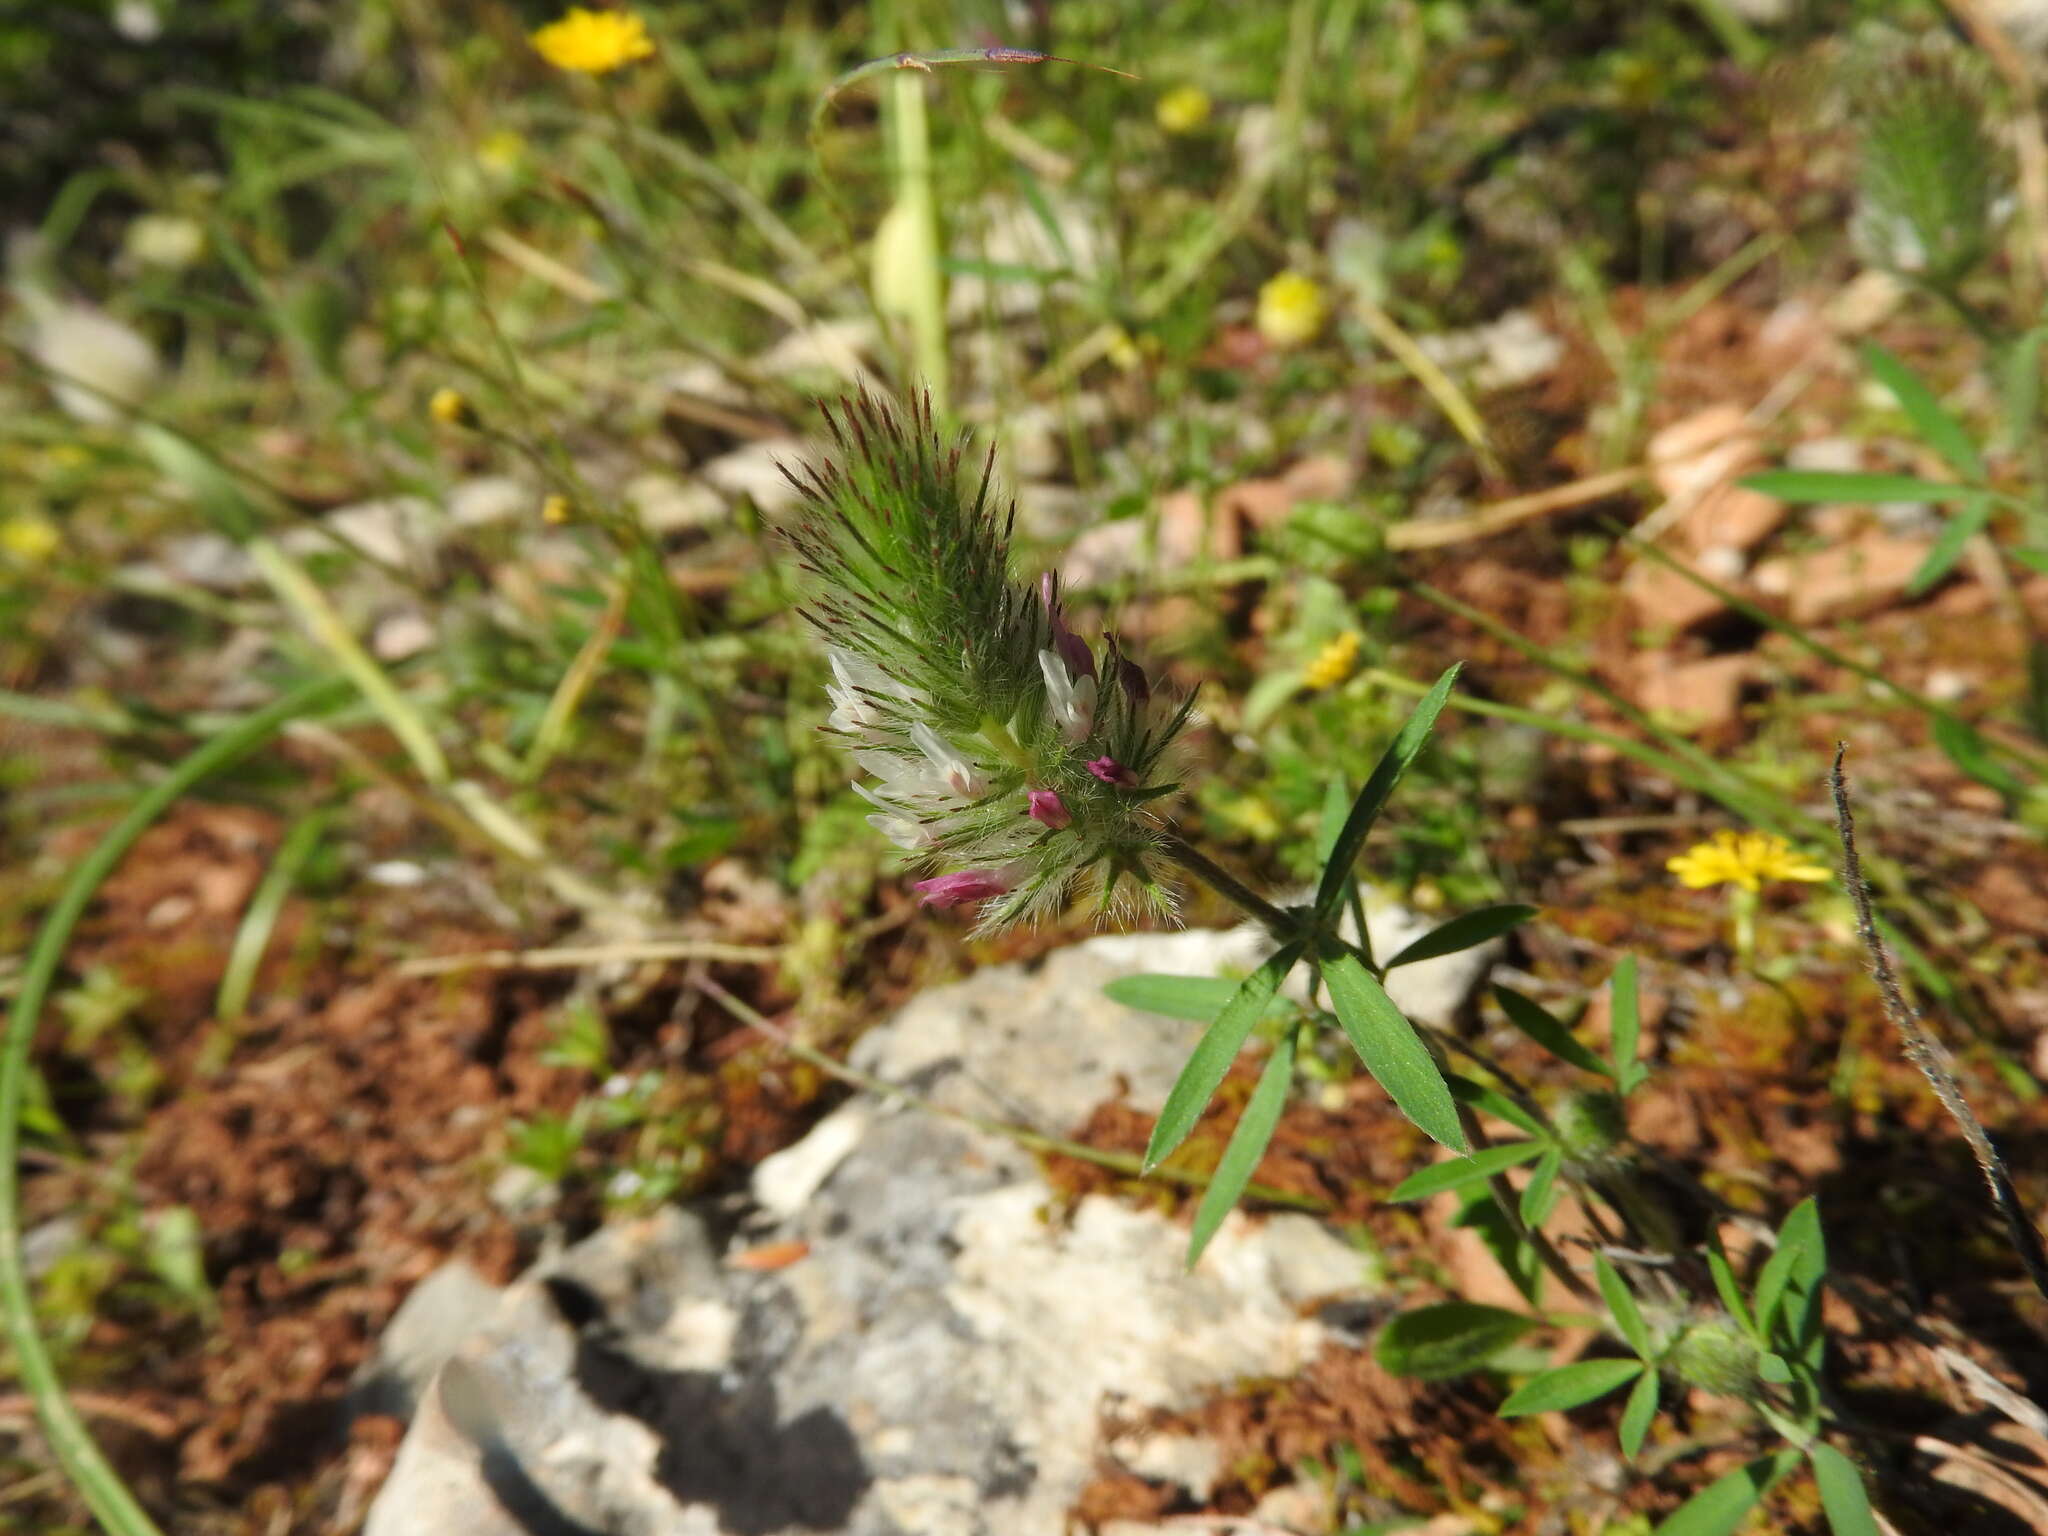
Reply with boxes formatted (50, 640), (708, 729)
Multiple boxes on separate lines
(1157, 832), (1298, 940)
(1831, 744), (2048, 1302)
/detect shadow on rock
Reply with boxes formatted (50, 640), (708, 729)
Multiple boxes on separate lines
(552, 1277), (869, 1535)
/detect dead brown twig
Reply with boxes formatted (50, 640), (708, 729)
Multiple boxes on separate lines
(1830, 744), (2048, 1305)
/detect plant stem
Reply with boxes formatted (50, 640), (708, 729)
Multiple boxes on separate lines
(1157, 832), (1298, 941)
(1458, 1105), (1598, 1305)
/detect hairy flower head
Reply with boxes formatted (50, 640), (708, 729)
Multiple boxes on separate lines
(531, 8), (655, 74)
(785, 393), (1195, 931)
(1666, 829), (1830, 894)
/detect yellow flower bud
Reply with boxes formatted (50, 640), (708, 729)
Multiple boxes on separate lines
(1, 514), (61, 565)
(1302, 631), (1361, 691)
(1156, 85), (1212, 135)
(429, 387), (475, 428)
(542, 494), (573, 524)
(1257, 271), (1328, 350)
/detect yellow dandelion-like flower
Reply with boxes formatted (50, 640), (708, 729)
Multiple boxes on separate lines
(429, 387), (474, 428)
(1156, 85), (1212, 135)
(542, 494), (574, 524)
(1256, 271), (1327, 350)
(1302, 631), (1361, 691)
(1666, 830), (1831, 894)
(530, 8), (655, 75)
(1, 513), (61, 565)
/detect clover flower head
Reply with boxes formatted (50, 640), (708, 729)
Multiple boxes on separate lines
(531, 7), (655, 75)
(1257, 270), (1328, 350)
(1666, 830), (1831, 894)
(786, 393), (1196, 932)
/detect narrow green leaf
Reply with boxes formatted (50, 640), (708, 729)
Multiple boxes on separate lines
(1741, 469), (1974, 504)
(1143, 944), (1303, 1172)
(1187, 1030), (1296, 1267)
(1809, 1444), (1882, 1536)
(1374, 1301), (1536, 1381)
(1386, 904), (1538, 971)
(1325, 951), (1465, 1151)
(2000, 325), (2046, 452)
(1906, 491), (1994, 597)
(1499, 1358), (1643, 1416)
(1519, 1145), (1563, 1226)
(1754, 1197), (1822, 1341)
(1861, 340), (1984, 480)
(1445, 1074), (1544, 1136)
(1932, 714), (2027, 799)
(1618, 1366), (1659, 1460)
(1596, 1253), (1653, 1361)
(1759, 1352), (1793, 1384)
(1655, 1449), (1801, 1536)
(1495, 987), (1614, 1081)
(1390, 1140), (1544, 1202)
(1609, 956), (1645, 1095)
(2014, 546), (2048, 576)
(1316, 775), (1349, 867)
(1707, 1240), (1758, 1338)
(1106, 974), (1243, 1022)
(1314, 664), (1462, 920)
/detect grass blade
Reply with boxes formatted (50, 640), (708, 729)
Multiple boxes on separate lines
(1324, 950), (1465, 1150)
(1385, 904), (1537, 971)
(1390, 1140), (1544, 1202)
(1906, 491), (1994, 598)
(1741, 469), (1973, 503)
(1495, 986), (1614, 1081)
(1861, 340), (1984, 480)
(1498, 1358), (1643, 1416)
(2, 675), (348, 1536)
(214, 806), (331, 1027)
(1314, 664), (1462, 921)
(1187, 1029), (1297, 1266)
(1143, 944), (1303, 1172)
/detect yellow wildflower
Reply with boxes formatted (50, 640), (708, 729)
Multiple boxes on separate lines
(1, 514), (61, 565)
(1666, 830), (1830, 895)
(429, 387), (475, 428)
(1256, 271), (1327, 350)
(1156, 85), (1212, 135)
(1302, 631), (1361, 691)
(530, 8), (655, 75)
(542, 494), (574, 524)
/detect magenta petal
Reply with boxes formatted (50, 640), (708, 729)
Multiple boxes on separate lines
(913, 869), (1011, 908)
(1086, 756), (1137, 788)
(1027, 789), (1071, 830)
